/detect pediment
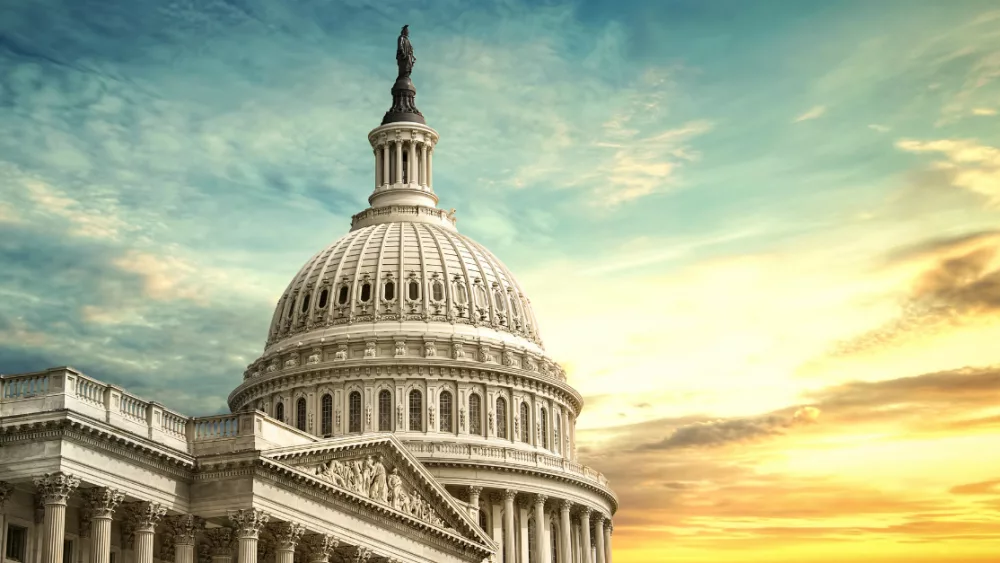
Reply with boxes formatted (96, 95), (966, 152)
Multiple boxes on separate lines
(262, 435), (493, 548)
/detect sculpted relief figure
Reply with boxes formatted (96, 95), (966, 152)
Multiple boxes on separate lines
(315, 458), (443, 527)
(387, 468), (404, 510)
(367, 456), (388, 502)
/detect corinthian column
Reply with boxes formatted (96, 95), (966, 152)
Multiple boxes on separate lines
(268, 522), (304, 563)
(381, 143), (389, 188)
(205, 528), (235, 563)
(34, 472), (81, 563)
(165, 515), (204, 563)
(559, 501), (572, 563)
(229, 509), (269, 563)
(579, 508), (592, 563)
(301, 533), (339, 563)
(502, 490), (516, 563)
(593, 514), (605, 563)
(123, 502), (167, 563)
(468, 486), (483, 521)
(395, 140), (403, 184)
(84, 488), (125, 563)
(532, 495), (548, 563)
(604, 522), (613, 563)
(1, 481), (13, 562)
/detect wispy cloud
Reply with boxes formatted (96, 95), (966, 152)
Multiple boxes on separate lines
(897, 139), (1000, 207)
(793, 105), (826, 122)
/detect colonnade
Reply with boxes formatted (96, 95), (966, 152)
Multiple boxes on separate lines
(465, 486), (613, 563)
(3, 474), (385, 563)
(374, 137), (433, 189)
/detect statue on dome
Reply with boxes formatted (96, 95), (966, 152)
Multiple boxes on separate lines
(396, 25), (416, 79)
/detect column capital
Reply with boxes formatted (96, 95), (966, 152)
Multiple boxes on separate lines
(579, 506), (592, 519)
(468, 485), (483, 496)
(267, 522), (305, 551)
(165, 515), (205, 545)
(345, 546), (372, 563)
(592, 512), (605, 524)
(301, 533), (339, 563)
(204, 528), (235, 556)
(84, 487), (126, 519)
(123, 501), (167, 533)
(560, 499), (574, 512)
(533, 494), (548, 507)
(502, 489), (517, 502)
(33, 472), (81, 504)
(228, 509), (270, 539)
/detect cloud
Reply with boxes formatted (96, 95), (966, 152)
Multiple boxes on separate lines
(793, 105), (826, 122)
(897, 139), (1000, 207)
(971, 108), (997, 116)
(868, 124), (890, 133)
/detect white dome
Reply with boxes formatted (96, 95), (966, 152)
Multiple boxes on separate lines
(265, 220), (544, 350)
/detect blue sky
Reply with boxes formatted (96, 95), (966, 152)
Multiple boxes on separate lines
(3, 2), (1000, 558)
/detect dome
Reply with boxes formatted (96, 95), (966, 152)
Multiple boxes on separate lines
(265, 220), (544, 352)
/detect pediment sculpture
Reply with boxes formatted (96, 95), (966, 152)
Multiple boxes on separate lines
(314, 456), (446, 528)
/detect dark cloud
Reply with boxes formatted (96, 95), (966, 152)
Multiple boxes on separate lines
(831, 232), (1000, 357)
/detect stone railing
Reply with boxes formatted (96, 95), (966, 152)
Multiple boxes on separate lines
(0, 367), (316, 456)
(400, 440), (612, 490)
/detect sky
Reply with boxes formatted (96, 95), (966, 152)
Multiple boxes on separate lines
(1, 0), (999, 561)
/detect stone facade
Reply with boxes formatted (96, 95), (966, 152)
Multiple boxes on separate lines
(0, 32), (616, 563)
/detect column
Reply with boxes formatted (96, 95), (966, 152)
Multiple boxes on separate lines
(374, 149), (380, 188)
(395, 140), (403, 184)
(381, 144), (389, 187)
(301, 533), (339, 563)
(518, 501), (529, 563)
(559, 501), (572, 563)
(230, 509), (269, 563)
(407, 141), (415, 186)
(84, 488), (124, 563)
(579, 508), (592, 563)
(427, 146), (433, 189)
(205, 528), (235, 563)
(0, 481), (13, 560)
(490, 493), (504, 563)
(533, 495), (548, 563)
(34, 472), (81, 563)
(123, 502), (166, 563)
(468, 486), (483, 521)
(269, 522), (304, 563)
(502, 490), (516, 563)
(165, 515), (203, 563)
(604, 522), (612, 563)
(592, 515), (605, 563)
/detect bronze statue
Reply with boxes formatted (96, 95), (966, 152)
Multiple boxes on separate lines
(396, 25), (416, 79)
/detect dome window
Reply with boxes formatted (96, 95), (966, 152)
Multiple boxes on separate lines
(469, 393), (482, 435)
(349, 391), (362, 433)
(384, 280), (396, 301)
(408, 279), (420, 301)
(360, 282), (372, 303)
(318, 289), (329, 309)
(431, 280), (445, 302)
(338, 286), (349, 305)
(300, 293), (311, 313)
(454, 282), (468, 305)
(475, 285), (489, 308)
(494, 291), (506, 312)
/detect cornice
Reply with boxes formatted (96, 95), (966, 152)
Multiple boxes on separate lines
(0, 411), (195, 478)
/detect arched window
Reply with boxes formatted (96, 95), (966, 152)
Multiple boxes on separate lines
(496, 397), (508, 439)
(275, 401), (285, 423)
(408, 279), (420, 301)
(321, 394), (333, 436)
(360, 282), (372, 302)
(469, 394), (482, 436)
(384, 280), (395, 301)
(318, 288), (329, 309)
(540, 407), (548, 449)
(431, 279), (445, 302)
(338, 285), (349, 305)
(378, 390), (392, 431)
(554, 415), (562, 454)
(296, 398), (307, 431)
(402, 149), (409, 184)
(440, 391), (453, 433)
(520, 401), (530, 443)
(300, 294), (311, 313)
(409, 390), (423, 431)
(349, 391), (362, 433)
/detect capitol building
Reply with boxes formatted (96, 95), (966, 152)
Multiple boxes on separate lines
(0, 28), (617, 563)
